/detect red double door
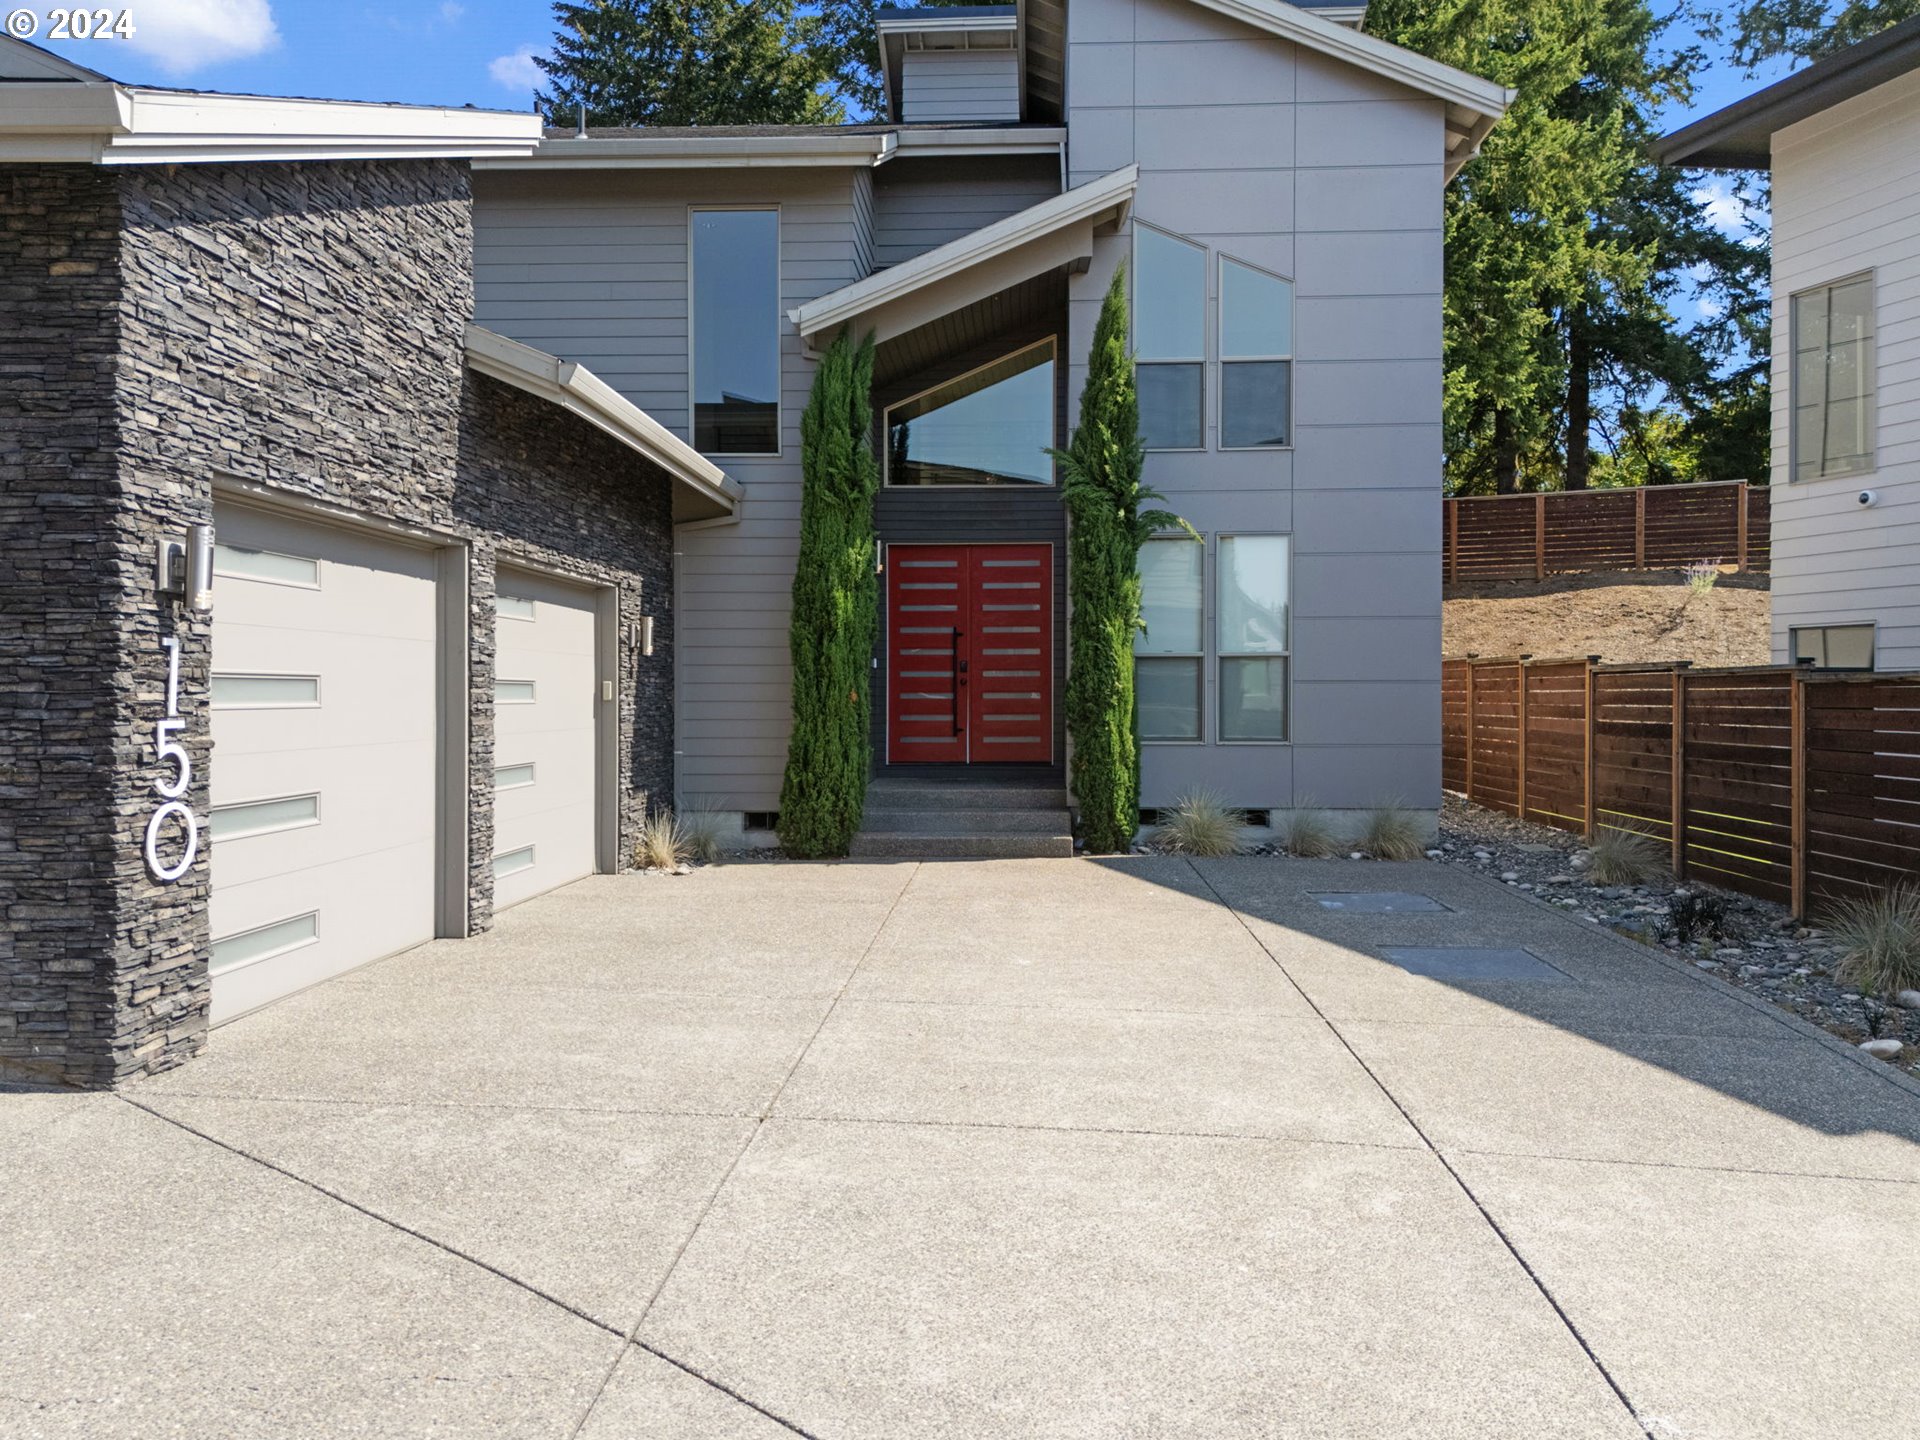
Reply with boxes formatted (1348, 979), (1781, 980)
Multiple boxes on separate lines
(885, 544), (1053, 763)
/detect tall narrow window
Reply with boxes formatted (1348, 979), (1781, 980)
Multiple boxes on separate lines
(1134, 224), (1206, 450)
(1791, 274), (1874, 481)
(1135, 538), (1204, 740)
(885, 340), (1056, 486)
(1217, 535), (1289, 741)
(1219, 257), (1292, 448)
(692, 208), (779, 454)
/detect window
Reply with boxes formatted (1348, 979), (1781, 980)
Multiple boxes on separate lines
(211, 674), (320, 708)
(211, 912), (318, 976)
(1134, 224), (1206, 450)
(1135, 538), (1204, 739)
(1217, 535), (1290, 741)
(1792, 624), (1875, 671)
(213, 543), (319, 588)
(692, 208), (779, 454)
(1792, 275), (1875, 481)
(210, 794), (320, 841)
(1219, 257), (1292, 448)
(885, 340), (1055, 486)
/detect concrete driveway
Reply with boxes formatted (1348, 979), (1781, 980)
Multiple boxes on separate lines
(6, 858), (1919, 1439)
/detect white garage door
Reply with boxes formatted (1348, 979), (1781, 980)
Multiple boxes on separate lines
(209, 504), (440, 1023)
(492, 568), (599, 909)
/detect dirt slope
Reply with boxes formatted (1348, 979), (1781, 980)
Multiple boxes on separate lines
(1443, 570), (1772, 667)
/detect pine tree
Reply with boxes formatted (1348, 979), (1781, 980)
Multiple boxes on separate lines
(778, 330), (880, 858)
(1055, 267), (1188, 854)
(536, 0), (843, 128)
(1715, 0), (1920, 68)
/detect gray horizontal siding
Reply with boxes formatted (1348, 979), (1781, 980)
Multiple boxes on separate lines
(901, 50), (1022, 123)
(871, 155), (1061, 269)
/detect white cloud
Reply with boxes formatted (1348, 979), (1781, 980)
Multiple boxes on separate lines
(488, 44), (545, 93)
(123, 0), (281, 76)
(439, 2), (465, 22)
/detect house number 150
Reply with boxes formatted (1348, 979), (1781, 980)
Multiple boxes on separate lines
(143, 635), (199, 883)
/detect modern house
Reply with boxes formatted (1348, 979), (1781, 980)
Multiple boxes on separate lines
(1657, 16), (1920, 672)
(470, 0), (1508, 850)
(2, 0), (1506, 1087)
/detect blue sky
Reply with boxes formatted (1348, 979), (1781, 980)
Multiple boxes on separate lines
(25, 0), (1798, 127)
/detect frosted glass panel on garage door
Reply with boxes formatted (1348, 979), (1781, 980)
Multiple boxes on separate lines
(209, 503), (439, 1024)
(492, 569), (599, 909)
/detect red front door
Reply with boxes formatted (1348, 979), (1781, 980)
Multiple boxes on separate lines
(885, 544), (1052, 763)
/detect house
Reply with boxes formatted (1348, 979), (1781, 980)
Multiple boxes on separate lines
(1, 0), (1507, 1088)
(1657, 16), (1920, 672)
(468, 0), (1508, 852)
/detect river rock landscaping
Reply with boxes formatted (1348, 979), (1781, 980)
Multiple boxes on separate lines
(1433, 796), (1920, 1077)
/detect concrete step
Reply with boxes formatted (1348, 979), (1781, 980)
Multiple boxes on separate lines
(866, 782), (1068, 810)
(861, 808), (1068, 835)
(848, 830), (1075, 859)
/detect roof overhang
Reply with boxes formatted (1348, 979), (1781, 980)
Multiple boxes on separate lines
(0, 47), (541, 165)
(1181, 0), (1512, 178)
(789, 163), (1136, 350)
(893, 125), (1065, 158)
(464, 325), (740, 525)
(476, 129), (898, 171)
(1653, 14), (1920, 169)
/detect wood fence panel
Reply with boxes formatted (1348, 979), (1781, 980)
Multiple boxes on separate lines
(1442, 481), (1770, 580)
(1589, 667), (1679, 845)
(1442, 660), (1469, 793)
(1679, 671), (1793, 904)
(1802, 678), (1920, 908)
(1521, 662), (1589, 833)
(1469, 662), (1522, 815)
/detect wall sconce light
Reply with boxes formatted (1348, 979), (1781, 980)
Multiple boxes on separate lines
(155, 523), (215, 612)
(639, 615), (655, 656)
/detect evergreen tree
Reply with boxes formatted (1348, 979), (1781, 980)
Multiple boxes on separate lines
(778, 330), (880, 858)
(1055, 267), (1188, 853)
(1713, 0), (1920, 68)
(536, 0), (843, 128)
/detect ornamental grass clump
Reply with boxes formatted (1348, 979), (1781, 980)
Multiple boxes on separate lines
(1359, 804), (1425, 862)
(637, 806), (689, 871)
(1826, 882), (1920, 1000)
(1280, 805), (1339, 859)
(1683, 558), (1721, 597)
(678, 801), (725, 864)
(1156, 791), (1243, 857)
(1587, 824), (1665, 885)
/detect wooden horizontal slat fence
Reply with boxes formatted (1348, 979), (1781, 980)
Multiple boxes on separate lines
(1443, 480), (1770, 582)
(1442, 656), (1920, 916)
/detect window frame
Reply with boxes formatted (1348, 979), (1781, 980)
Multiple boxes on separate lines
(1216, 253), (1294, 452)
(1789, 270), (1876, 484)
(880, 336), (1059, 488)
(1215, 532), (1292, 745)
(1132, 220), (1209, 454)
(1790, 622), (1876, 672)
(688, 203), (783, 459)
(1135, 533), (1208, 744)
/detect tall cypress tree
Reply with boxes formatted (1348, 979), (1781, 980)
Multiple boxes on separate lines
(1056, 267), (1187, 853)
(536, 0), (842, 128)
(778, 330), (879, 858)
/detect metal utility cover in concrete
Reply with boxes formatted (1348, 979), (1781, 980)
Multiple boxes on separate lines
(1380, 947), (1569, 982)
(1311, 892), (1452, 914)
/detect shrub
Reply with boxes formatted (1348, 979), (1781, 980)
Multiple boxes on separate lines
(1359, 804), (1425, 861)
(678, 801), (725, 864)
(637, 807), (688, 871)
(1587, 824), (1665, 885)
(778, 329), (880, 857)
(1660, 890), (1728, 945)
(1281, 805), (1339, 859)
(1054, 265), (1189, 853)
(1825, 882), (1920, 999)
(1683, 558), (1721, 596)
(1156, 791), (1242, 857)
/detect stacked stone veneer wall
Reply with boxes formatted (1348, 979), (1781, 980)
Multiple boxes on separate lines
(1, 159), (674, 1088)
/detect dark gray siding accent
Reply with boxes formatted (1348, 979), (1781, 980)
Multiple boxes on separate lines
(872, 312), (1070, 766)
(852, 165), (877, 279)
(901, 50), (1023, 123)
(871, 155), (1060, 269)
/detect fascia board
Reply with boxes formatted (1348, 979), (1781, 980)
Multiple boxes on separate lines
(789, 162), (1137, 343)
(476, 131), (896, 170)
(892, 126), (1064, 157)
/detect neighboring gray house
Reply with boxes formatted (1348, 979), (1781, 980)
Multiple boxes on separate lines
(471, 0), (1509, 850)
(1658, 17), (1920, 672)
